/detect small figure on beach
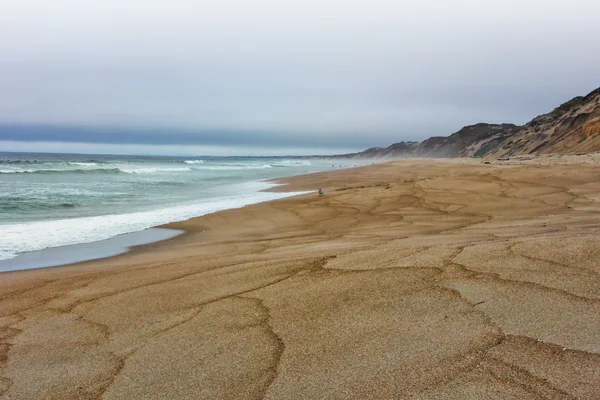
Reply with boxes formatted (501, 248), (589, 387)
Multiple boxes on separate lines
(318, 188), (324, 196)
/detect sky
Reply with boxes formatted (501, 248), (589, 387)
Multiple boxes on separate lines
(1, 0), (599, 156)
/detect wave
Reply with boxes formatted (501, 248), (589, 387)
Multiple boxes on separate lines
(1, 160), (316, 175)
(0, 183), (311, 261)
(0, 166), (193, 175)
(0, 199), (81, 212)
(0, 168), (121, 175)
(202, 164), (273, 171)
(119, 166), (192, 174)
(1, 159), (314, 174)
(68, 162), (98, 166)
(270, 160), (312, 167)
(0, 159), (102, 165)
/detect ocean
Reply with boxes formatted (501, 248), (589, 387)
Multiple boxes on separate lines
(0, 152), (357, 266)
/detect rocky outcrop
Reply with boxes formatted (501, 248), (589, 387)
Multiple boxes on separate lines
(583, 117), (600, 139)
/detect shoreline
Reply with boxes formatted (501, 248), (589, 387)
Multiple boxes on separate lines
(0, 153), (590, 277)
(0, 228), (184, 273)
(0, 154), (360, 268)
(1, 155), (600, 399)
(0, 161), (381, 280)
(0, 177), (317, 273)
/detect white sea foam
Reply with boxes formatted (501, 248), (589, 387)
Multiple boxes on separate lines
(0, 165), (192, 174)
(184, 160), (204, 164)
(272, 160), (312, 167)
(1, 163), (286, 174)
(0, 167), (115, 174)
(202, 164), (273, 171)
(0, 182), (310, 261)
(118, 166), (192, 174)
(68, 162), (98, 166)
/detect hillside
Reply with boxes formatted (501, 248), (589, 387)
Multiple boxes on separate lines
(337, 124), (521, 159)
(483, 87), (600, 158)
(342, 86), (600, 159)
(332, 141), (419, 159)
(414, 123), (522, 157)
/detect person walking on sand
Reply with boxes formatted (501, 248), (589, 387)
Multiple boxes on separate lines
(319, 188), (324, 196)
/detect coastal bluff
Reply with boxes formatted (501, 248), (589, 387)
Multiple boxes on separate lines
(335, 86), (600, 160)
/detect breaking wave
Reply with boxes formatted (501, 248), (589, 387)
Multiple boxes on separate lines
(0, 166), (193, 175)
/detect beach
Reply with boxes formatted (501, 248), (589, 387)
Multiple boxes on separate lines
(1, 156), (600, 399)
(0, 154), (347, 265)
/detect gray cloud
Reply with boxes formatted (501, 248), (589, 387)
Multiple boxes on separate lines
(1, 0), (599, 153)
(0, 125), (401, 149)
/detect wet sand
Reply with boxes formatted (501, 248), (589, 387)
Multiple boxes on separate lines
(0, 228), (183, 272)
(1, 156), (600, 399)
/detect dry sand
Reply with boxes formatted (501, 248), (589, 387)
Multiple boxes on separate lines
(1, 156), (600, 399)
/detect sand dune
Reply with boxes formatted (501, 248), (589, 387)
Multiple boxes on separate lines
(1, 156), (600, 399)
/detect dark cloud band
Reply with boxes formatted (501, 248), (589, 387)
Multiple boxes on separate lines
(0, 124), (391, 149)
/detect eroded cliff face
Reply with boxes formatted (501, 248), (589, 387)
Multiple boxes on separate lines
(415, 123), (522, 158)
(339, 124), (522, 159)
(481, 87), (600, 158)
(338, 87), (600, 160)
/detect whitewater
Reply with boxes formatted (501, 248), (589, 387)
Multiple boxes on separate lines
(0, 152), (357, 262)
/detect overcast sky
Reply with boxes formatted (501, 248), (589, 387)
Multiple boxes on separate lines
(1, 0), (599, 156)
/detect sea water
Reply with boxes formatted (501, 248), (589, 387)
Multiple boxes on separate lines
(0, 152), (357, 265)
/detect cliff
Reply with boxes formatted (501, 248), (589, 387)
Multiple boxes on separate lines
(414, 123), (522, 157)
(343, 86), (600, 159)
(483, 87), (600, 157)
(332, 141), (419, 159)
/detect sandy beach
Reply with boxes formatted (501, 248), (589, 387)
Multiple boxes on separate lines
(1, 156), (600, 399)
